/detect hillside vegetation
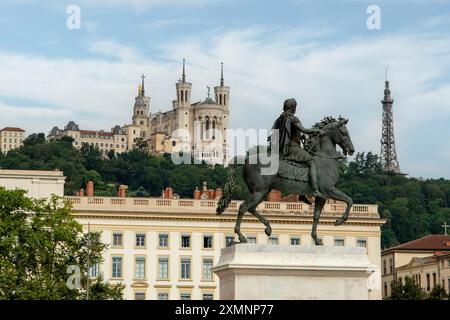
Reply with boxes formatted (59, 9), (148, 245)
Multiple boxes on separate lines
(1, 133), (449, 249)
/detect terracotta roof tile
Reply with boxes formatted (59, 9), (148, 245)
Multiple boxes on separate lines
(385, 235), (450, 251)
(1, 127), (25, 132)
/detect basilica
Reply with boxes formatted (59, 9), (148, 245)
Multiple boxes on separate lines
(48, 60), (230, 165)
(124, 59), (230, 165)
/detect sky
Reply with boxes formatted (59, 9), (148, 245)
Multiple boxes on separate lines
(0, 0), (450, 178)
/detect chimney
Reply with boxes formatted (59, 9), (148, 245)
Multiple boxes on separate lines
(164, 187), (174, 199)
(267, 189), (281, 202)
(118, 185), (128, 198)
(215, 188), (223, 199)
(193, 187), (201, 200)
(86, 181), (94, 197)
(79, 188), (85, 197)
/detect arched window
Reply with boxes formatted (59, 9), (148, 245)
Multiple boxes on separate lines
(185, 90), (188, 102)
(180, 90), (184, 102)
(223, 94), (227, 105)
(205, 116), (210, 140)
(212, 118), (216, 140)
(219, 94), (222, 105)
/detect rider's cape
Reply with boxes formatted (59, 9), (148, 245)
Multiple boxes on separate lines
(271, 111), (298, 157)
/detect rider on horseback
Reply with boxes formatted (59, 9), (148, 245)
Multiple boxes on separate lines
(272, 98), (326, 199)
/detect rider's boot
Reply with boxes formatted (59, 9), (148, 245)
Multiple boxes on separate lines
(309, 161), (326, 199)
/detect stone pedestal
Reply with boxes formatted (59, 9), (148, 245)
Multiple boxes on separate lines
(212, 244), (378, 300)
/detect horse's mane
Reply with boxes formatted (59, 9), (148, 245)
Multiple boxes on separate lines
(303, 116), (345, 153)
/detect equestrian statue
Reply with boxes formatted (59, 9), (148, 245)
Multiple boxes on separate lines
(216, 98), (355, 245)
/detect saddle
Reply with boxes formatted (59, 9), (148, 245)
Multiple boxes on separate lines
(277, 159), (309, 182)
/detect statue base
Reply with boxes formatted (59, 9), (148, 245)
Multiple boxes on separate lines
(211, 244), (379, 300)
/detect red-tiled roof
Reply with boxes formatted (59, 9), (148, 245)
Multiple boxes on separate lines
(80, 130), (97, 135)
(1, 127), (25, 132)
(98, 132), (113, 137)
(385, 235), (450, 252)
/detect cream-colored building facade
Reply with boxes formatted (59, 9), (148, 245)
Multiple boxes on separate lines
(381, 235), (450, 298)
(68, 196), (385, 300)
(0, 169), (386, 300)
(0, 127), (25, 153)
(48, 122), (127, 156)
(125, 61), (230, 165)
(0, 169), (65, 199)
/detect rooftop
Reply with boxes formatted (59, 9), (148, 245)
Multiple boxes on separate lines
(66, 196), (382, 222)
(383, 235), (450, 253)
(0, 127), (25, 132)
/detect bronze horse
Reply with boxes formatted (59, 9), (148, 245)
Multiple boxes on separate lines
(216, 117), (355, 245)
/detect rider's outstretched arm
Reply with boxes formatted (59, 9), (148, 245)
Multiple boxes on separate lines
(294, 119), (321, 135)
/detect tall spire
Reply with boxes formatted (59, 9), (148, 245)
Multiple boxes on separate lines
(220, 62), (224, 86)
(140, 74), (146, 96)
(182, 58), (186, 83)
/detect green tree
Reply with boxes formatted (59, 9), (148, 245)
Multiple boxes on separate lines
(0, 187), (122, 300)
(23, 133), (46, 146)
(428, 285), (448, 300)
(390, 277), (425, 300)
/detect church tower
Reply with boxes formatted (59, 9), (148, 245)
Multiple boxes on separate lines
(132, 74), (150, 138)
(214, 62), (230, 165)
(175, 59), (192, 141)
(214, 63), (230, 108)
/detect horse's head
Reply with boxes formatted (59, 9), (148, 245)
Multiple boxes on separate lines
(323, 118), (355, 156)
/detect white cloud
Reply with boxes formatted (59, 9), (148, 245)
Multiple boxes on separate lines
(1, 27), (450, 177)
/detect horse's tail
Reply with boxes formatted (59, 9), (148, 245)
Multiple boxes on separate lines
(216, 158), (241, 215)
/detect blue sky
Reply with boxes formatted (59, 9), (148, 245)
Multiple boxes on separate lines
(1, 0), (450, 178)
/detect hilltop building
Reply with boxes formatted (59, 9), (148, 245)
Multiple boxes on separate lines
(0, 127), (25, 153)
(48, 60), (230, 165)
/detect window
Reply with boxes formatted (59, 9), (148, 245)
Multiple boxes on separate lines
(356, 239), (367, 248)
(180, 292), (191, 300)
(225, 236), (234, 247)
(202, 258), (213, 280)
(181, 234), (191, 248)
(383, 282), (388, 298)
(136, 233), (146, 247)
(426, 273), (431, 291)
(202, 292), (214, 300)
(398, 277), (403, 285)
(158, 292), (169, 300)
(389, 258), (393, 274)
(247, 236), (257, 244)
(158, 257), (169, 280)
(432, 273), (437, 288)
(135, 257), (146, 279)
(89, 263), (99, 278)
(203, 235), (213, 249)
(159, 233), (169, 248)
(112, 232), (123, 247)
(334, 238), (345, 246)
(383, 260), (387, 275)
(180, 257), (191, 279)
(291, 237), (301, 245)
(112, 256), (123, 278)
(268, 236), (278, 245)
(134, 292), (145, 300)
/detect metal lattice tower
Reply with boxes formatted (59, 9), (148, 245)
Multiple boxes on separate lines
(380, 76), (401, 173)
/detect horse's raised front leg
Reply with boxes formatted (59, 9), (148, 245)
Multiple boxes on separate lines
(311, 197), (326, 245)
(328, 188), (353, 226)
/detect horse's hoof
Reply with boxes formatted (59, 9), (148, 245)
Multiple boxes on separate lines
(265, 225), (272, 237)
